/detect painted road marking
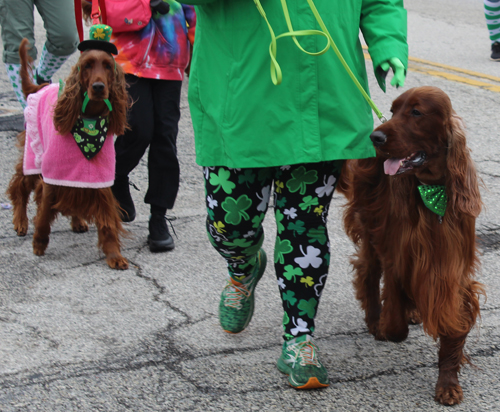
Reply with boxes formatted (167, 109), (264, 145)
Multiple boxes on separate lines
(363, 49), (500, 93)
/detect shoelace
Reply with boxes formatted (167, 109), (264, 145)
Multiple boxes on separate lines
(223, 282), (252, 309)
(289, 340), (321, 367)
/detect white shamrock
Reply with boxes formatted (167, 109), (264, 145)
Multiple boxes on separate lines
(291, 317), (310, 336)
(207, 195), (218, 209)
(294, 245), (322, 269)
(315, 174), (336, 198)
(256, 185), (271, 211)
(277, 278), (286, 290)
(284, 207), (297, 219)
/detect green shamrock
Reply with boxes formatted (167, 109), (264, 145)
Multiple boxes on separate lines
(324, 252), (330, 266)
(299, 195), (319, 213)
(238, 169), (256, 186)
(251, 213), (265, 229)
(207, 208), (215, 221)
(283, 312), (290, 328)
(298, 298), (318, 319)
(257, 168), (273, 183)
(222, 238), (253, 250)
(243, 242), (263, 257)
(286, 166), (318, 195)
(283, 265), (303, 282)
(100, 119), (106, 128)
(275, 197), (287, 208)
(222, 195), (252, 225)
(287, 220), (306, 236)
(282, 290), (297, 307)
(84, 144), (96, 153)
(73, 133), (83, 143)
(209, 168), (236, 194)
(228, 230), (241, 240)
(275, 209), (285, 234)
(307, 226), (327, 245)
(275, 236), (293, 264)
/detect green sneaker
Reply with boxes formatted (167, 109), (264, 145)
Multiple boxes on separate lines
(277, 335), (329, 389)
(219, 249), (267, 333)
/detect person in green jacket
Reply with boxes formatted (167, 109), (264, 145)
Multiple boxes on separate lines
(182, 0), (408, 389)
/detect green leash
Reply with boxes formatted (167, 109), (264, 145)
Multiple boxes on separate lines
(253, 0), (387, 123)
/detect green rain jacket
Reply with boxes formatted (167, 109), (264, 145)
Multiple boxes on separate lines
(182, 0), (408, 168)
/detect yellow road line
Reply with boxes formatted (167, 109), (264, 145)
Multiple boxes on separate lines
(362, 48), (500, 93)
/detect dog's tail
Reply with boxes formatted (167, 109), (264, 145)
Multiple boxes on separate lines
(19, 38), (47, 101)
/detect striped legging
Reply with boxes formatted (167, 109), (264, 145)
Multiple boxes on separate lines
(485, 0), (500, 43)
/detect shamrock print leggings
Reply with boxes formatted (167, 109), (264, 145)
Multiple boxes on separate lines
(204, 160), (343, 340)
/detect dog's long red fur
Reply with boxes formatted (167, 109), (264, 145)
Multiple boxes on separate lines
(337, 86), (485, 405)
(6, 39), (130, 270)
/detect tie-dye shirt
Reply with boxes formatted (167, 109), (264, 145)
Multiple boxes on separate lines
(111, 1), (196, 81)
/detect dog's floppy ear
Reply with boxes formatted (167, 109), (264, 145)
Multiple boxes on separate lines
(107, 63), (130, 136)
(53, 65), (84, 135)
(446, 114), (482, 217)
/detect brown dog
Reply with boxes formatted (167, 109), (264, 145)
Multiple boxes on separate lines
(338, 86), (485, 405)
(6, 39), (129, 270)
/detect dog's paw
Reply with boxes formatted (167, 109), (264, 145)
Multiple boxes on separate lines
(13, 218), (29, 236)
(71, 217), (89, 233)
(107, 256), (129, 270)
(14, 224), (28, 237)
(32, 238), (48, 255)
(435, 383), (463, 405)
(407, 308), (422, 325)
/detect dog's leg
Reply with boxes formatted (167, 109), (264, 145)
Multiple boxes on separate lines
(70, 216), (89, 233)
(7, 173), (39, 236)
(32, 184), (58, 255)
(97, 224), (128, 270)
(377, 276), (409, 342)
(434, 334), (466, 405)
(352, 241), (383, 336)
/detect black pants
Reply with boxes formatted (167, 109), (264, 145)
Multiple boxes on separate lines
(115, 75), (182, 210)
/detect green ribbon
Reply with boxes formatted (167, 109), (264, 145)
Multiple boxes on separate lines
(253, 0), (386, 122)
(82, 92), (113, 114)
(417, 185), (448, 217)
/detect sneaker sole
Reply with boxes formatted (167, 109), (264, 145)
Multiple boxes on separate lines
(277, 357), (329, 389)
(220, 249), (267, 334)
(289, 377), (329, 389)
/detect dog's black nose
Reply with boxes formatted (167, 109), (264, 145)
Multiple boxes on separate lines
(92, 82), (105, 93)
(370, 130), (387, 147)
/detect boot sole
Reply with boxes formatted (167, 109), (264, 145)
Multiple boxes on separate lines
(148, 236), (175, 252)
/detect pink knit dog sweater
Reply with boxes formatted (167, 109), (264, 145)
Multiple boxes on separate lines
(23, 83), (115, 188)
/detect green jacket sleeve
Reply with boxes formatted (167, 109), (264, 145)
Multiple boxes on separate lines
(360, 0), (408, 92)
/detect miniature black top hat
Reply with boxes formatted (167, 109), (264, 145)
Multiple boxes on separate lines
(78, 24), (118, 55)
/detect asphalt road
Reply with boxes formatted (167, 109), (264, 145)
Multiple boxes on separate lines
(0, 1), (499, 411)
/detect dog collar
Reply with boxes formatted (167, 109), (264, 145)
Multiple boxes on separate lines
(82, 92), (112, 114)
(71, 116), (109, 160)
(417, 185), (447, 217)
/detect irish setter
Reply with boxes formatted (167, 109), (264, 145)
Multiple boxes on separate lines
(6, 39), (130, 270)
(338, 86), (485, 405)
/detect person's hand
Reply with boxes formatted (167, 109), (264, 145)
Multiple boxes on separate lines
(380, 57), (405, 88)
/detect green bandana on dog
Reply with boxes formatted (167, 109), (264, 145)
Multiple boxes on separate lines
(71, 116), (109, 160)
(418, 185), (448, 217)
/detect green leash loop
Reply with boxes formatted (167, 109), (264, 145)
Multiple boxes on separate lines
(82, 92), (113, 114)
(253, 0), (386, 123)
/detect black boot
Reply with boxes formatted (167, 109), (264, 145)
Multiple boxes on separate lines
(111, 176), (136, 222)
(148, 214), (175, 252)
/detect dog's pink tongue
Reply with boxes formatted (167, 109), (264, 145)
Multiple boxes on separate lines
(384, 158), (403, 175)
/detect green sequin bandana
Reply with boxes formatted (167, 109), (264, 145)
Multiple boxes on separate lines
(417, 185), (448, 217)
(71, 117), (109, 160)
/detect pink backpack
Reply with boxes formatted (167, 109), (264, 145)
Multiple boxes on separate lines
(102, 0), (152, 33)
